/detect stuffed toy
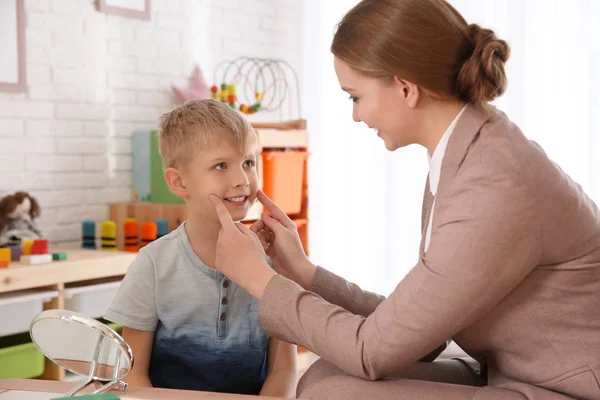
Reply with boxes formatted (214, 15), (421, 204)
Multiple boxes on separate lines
(0, 191), (44, 246)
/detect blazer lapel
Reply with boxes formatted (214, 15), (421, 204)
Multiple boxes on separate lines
(437, 104), (497, 196)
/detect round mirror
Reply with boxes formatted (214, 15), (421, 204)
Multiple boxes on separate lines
(30, 309), (133, 395)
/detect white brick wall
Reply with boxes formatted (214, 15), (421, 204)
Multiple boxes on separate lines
(0, 0), (303, 246)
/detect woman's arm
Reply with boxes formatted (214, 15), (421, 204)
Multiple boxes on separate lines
(309, 267), (385, 317)
(259, 163), (541, 380)
(259, 338), (298, 397)
(121, 327), (155, 387)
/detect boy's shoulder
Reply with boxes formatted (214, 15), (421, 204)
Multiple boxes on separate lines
(137, 225), (181, 260)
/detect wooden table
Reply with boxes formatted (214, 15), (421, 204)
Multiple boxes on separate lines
(0, 379), (284, 399)
(0, 249), (137, 381)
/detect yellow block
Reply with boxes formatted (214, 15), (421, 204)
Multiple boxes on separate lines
(22, 239), (34, 255)
(0, 248), (10, 262)
(101, 220), (117, 251)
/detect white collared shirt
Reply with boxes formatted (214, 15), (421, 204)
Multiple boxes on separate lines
(424, 105), (467, 252)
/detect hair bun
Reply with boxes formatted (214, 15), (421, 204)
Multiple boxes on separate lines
(457, 23), (510, 104)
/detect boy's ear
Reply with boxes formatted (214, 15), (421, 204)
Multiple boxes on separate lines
(164, 167), (188, 198)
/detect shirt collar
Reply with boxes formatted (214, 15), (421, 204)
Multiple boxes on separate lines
(427, 105), (467, 195)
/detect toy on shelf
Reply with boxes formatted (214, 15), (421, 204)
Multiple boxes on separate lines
(21, 239), (52, 265)
(101, 221), (117, 251)
(156, 219), (168, 239)
(22, 239), (34, 255)
(8, 245), (21, 261)
(140, 222), (157, 248)
(30, 239), (48, 255)
(123, 218), (139, 253)
(0, 191), (44, 247)
(171, 64), (211, 103)
(0, 248), (10, 268)
(52, 252), (67, 261)
(133, 130), (184, 204)
(210, 57), (302, 119)
(82, 220), (97, 249)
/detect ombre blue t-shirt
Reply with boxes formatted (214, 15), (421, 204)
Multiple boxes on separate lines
(104, 222), (270, 394)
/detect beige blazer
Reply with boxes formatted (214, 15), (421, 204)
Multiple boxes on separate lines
(259, 104), (600, 399)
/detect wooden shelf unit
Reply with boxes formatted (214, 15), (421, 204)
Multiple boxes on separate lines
(0, 249), (137, 381)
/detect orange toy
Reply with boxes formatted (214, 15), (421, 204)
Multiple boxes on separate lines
(140, 222), (157, 248)
(123, 219), (139, 252)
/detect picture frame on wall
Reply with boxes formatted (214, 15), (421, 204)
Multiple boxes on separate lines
(0, 0), (26, 93)
(96, 0), (151, 20)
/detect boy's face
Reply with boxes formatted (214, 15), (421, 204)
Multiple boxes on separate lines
(168, 130), (260, 223)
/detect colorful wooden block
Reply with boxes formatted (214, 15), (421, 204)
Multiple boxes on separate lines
(0, 260), (9, 268)
(155, 219), (169, 239)
(20, 254), (52, 265)
(123, 218), (139, 252)
(52, 252), (67, 261)
(82, 220), (97, 249)
(101, 221), (117, 251)
(140, 222), (157, 248)
(9, 245), (21, 261)
(0, 248), (10, 262)
(22, 239), (34, 255)
(31, 239), (49, 255)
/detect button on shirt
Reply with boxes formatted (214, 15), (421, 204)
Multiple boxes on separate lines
(425, 105), (467, 252)
(104, 222), (270, 394)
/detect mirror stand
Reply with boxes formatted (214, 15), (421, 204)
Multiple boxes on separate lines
(65, 378), (128, 397)
(65, 332), (128, 397)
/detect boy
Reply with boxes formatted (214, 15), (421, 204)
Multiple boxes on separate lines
(104, 100), (297, 396)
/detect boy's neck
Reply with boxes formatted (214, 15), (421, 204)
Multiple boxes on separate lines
(184, 216), (221, 269)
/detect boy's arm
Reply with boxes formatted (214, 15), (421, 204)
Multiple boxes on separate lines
(121, 327), (155, 387)
(259, 338), (298, 398)
(104, 250), (159, 387)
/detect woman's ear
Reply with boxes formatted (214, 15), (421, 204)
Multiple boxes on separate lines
(394, 77), (420, 108)
(164, 167), (188, 198)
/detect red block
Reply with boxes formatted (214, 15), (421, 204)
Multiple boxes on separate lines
(31, 239), (49, 255)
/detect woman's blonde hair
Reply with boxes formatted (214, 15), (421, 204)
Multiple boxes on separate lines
(331, 0), (510, 105)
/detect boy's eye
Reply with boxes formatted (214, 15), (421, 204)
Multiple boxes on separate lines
(215, 163), (227, 170)
(243, 160), (256, 168)
(348, 95), (358, 103)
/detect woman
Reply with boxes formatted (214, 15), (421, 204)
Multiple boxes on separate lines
(210, 0), (600, 398)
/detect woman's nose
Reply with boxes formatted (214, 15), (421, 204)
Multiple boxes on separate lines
(352, 105), (361, 122)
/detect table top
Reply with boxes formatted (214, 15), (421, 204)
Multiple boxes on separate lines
(0, 249), (136, 293)
(0, 379), (283, 399)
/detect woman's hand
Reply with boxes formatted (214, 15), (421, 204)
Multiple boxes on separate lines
(250, 190), (317, 290)
(210, 195), (276, 299)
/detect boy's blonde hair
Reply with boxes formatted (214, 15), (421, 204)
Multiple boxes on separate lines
(158, 99), (253, 169)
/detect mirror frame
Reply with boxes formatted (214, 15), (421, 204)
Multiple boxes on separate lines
(29, 309), (134, 397)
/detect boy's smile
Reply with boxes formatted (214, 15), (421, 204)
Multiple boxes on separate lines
(224, 195), (250, 206)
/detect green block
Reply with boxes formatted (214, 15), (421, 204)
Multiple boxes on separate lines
(51, 393), (121, 400)
(133, 130), (184, 205)
(52, 252), (67, 261)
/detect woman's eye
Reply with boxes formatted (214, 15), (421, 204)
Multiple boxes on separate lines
(243, 160), (256, 168)
(215, 163), (226, 170)
(348, 95), (358, 103)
